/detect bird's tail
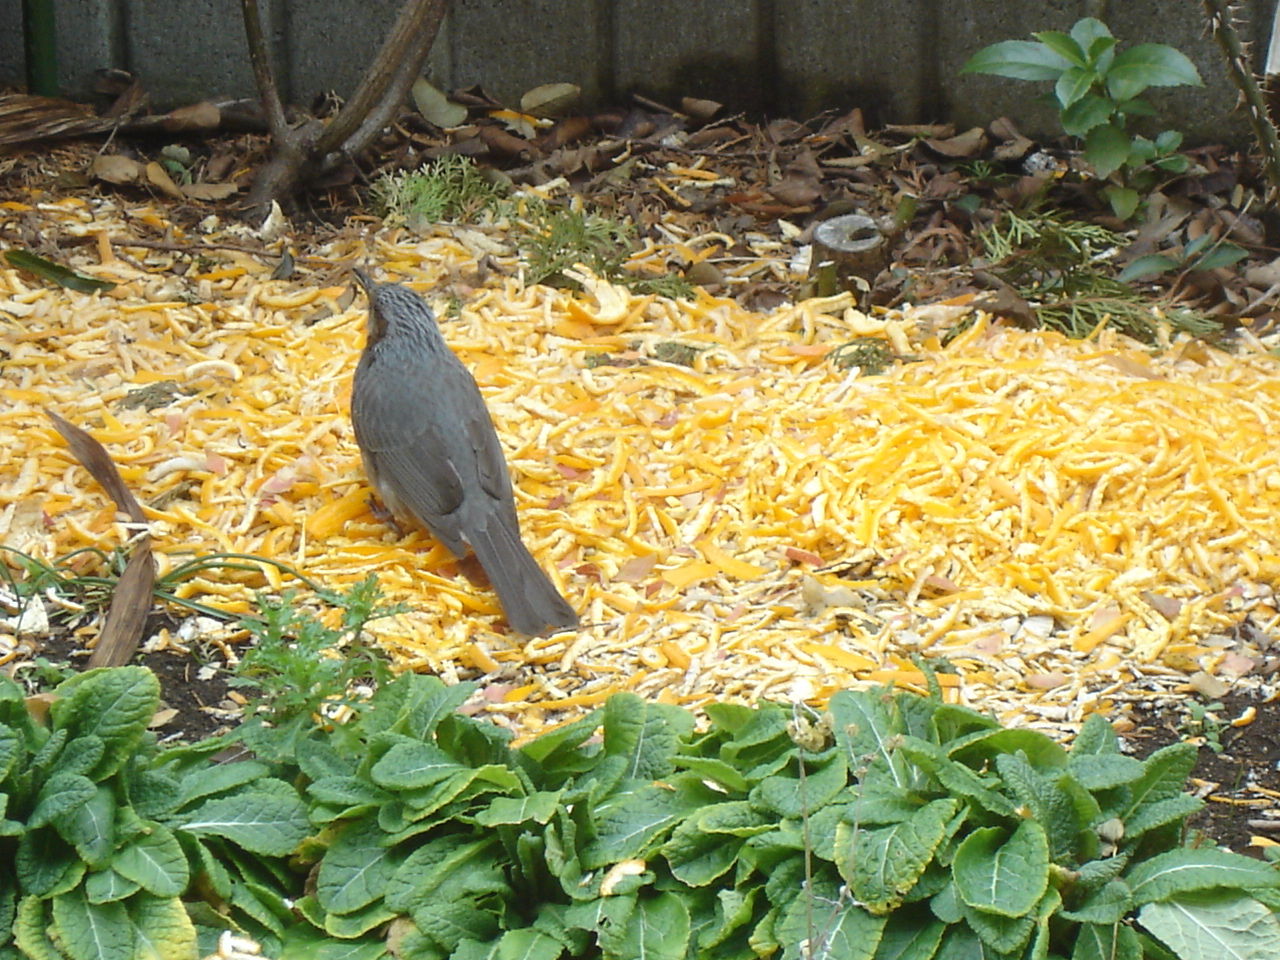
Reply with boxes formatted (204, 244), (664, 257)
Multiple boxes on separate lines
(469, 518), (578, 636)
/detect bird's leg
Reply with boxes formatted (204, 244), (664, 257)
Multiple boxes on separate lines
(366, 495), (406, 538)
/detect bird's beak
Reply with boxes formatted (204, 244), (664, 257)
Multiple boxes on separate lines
(353, 269), (374, 297)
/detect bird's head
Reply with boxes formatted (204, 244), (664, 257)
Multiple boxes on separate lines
(353, 270), (438, 346)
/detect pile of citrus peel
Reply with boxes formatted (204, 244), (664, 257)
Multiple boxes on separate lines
(2, 194), (1279, 739)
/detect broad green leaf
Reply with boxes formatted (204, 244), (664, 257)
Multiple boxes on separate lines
(1070, 18), (1114, 50)
(1060, 879), (1133, 924)
(698, 885), (759, 952)
(1126, 848), (1280, 905)
(1054, 67), (1097, 109)
(663, 816), (745, 886)
(3, 250), (117, 293)
(962, 901), (1034, 954)
(481, 927), (564, 960)
(952, 821), (1049, 917)
(1068, 753), (1145, 790)
(0, 723), (18, 782)
(1032, 30), (1087, 68)
(127, 768), (182, 820)
(50, 889), (132, 960)
(324, 899), (397, 938)
(53, 783), (115, 866)
(961, 41), (1075, 81)
(1103, 185), (1141, 221)
(112, 824), (189, 897)
(579, 782), (692, 869)
(873, 908), (945, 960)
(829, 690), (912, 790)
(29, 772), (96, 828)
(84, 868), (140, 904)
(1155, 129), (1185, 152)
(1061, 94), (1116, 136)
(1139, 891), (1280, 960)
(1121, 255), (1180, 283)
(616, 892), (690, 960)
(51, 667), (159, 780)
(1121, 742), (1197, 819)
(307, 775), (393, 812)
(175, 760), (272, 808)
(14, 895), (60, 960)
(278, 924), (387, 959)
(371, 741), (464, 790)
(1071, 920), (1141, 960)
(179, 790), (310, 855)
(1191, 244), (1248, 272)
(16, 827), (85, 897)
(363, 672), (471, 741)
(385, 834), (499, 911)
(1072, 714), (1121, 756)
(994, 754), (1093, 861)
(127, 893), (197, 960)
(750, 752), (847, 818)
(899, 738), (1014, 817)
(412, 897), (502, 950)
(1123, 794), (1204, 840)
(55, 735), (105, 778)
(1084, 123), (1131, 177)
(228, 879), (286, 936)
(1107, 44), (1202, 101)
(840, 799), (959, 914)
(475, 790), (562, 827)
(949, 727), (1066, 769)
(316, 818), (402, 914)
(601, 693), (691, 781)
(777, 877), (886, 960)
(1077, 853), (1131, 892)
(669, 755), (751, 793)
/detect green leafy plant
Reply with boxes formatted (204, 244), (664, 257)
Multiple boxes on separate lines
(0, 665), (313, 960)
(1182, 698), (1228, 754)
(369, 155), (691, 298)
(229, 678), (1280, 958)
(2, 664), (1278, 959)
(1120, 231), (1249, 283)
(514, 197), (693, 298)
(371, 154), (508, 228)
(228, 574), (403, 761)
(976, 209), (1225, 342)
(963, 17), (1203, 218)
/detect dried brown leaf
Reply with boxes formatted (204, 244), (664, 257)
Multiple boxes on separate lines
(145, 161), (184, 199)
(90, 536), (156, 668)
(90, 153), (142, 185)
(520, 82), (581, 118)
(163, 100), (221, 131)
(182, 181), (239, 201)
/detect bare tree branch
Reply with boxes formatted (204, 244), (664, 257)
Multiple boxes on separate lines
(239, 0), (288, 137)
(316, 0), (448, 156)
(243, 0), (449, 215)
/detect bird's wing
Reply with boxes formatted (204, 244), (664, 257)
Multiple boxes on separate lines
(353, 350), (468, 534)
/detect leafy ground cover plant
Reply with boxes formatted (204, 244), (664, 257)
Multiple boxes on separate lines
(1, 663), (1276, 959)
(962, 17), (1202, 218)
(372, 156), (691, 298)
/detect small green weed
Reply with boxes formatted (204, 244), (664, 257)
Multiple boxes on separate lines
(371, 153), (508, 226)
(977, 210), (1225, 342)
(229, 574), (403, 760)
(963, 17), (1202, 219)
(1183, 698), (1227, 753)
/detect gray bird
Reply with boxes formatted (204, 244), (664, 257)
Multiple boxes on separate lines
(350, 270), (578, 636)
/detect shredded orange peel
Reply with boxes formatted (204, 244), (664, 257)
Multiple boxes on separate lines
(2, 201), (1280, 735)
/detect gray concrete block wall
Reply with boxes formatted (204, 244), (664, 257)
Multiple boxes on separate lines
(0, 0), (1272, 144)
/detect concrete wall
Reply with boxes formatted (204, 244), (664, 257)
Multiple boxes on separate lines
(0, 0), (1270, 143)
